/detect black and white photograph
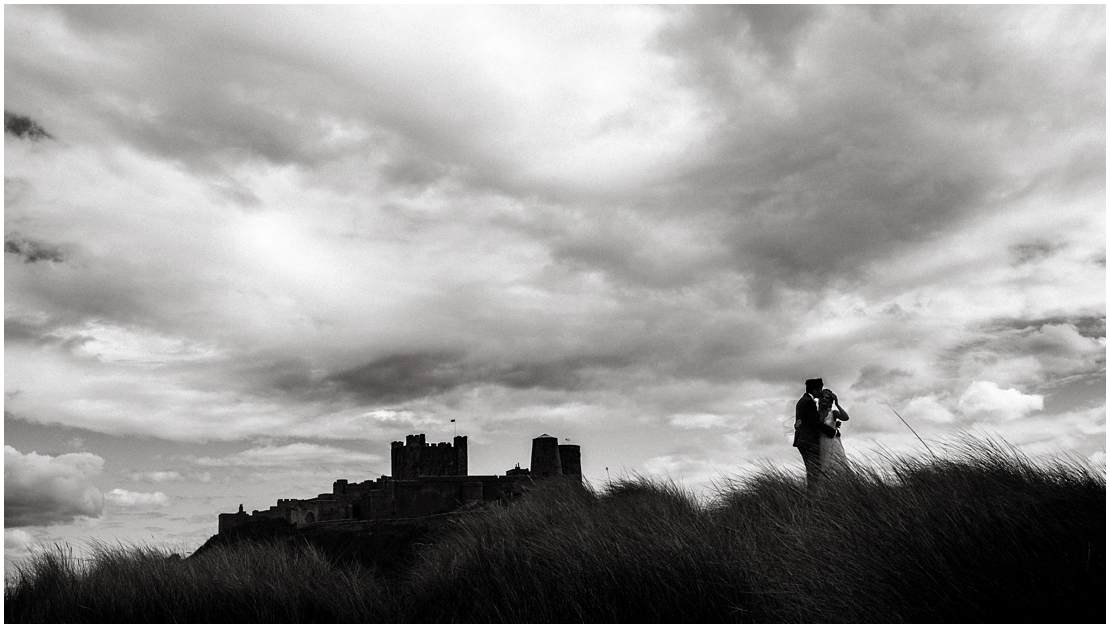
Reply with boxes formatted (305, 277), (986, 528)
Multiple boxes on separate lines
(4, 5), (1105, 622)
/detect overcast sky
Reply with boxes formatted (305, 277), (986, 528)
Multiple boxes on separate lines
(5, 5), (1105, 564)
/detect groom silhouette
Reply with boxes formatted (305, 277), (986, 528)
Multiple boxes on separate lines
(794, 377), (839, 491)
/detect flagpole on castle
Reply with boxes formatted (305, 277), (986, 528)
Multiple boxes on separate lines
(451, 419), (456, 438)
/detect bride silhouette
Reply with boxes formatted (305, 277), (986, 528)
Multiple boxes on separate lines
(817, 389), (849, 475)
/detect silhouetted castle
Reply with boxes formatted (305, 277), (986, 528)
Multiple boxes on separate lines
(219, 433), (581, 534)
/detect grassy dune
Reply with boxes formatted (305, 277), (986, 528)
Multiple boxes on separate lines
(6, 440), (1104, 623)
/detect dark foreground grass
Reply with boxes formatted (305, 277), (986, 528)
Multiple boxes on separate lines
(6, 440), (1104, 623)
(5, 539), (391, 623)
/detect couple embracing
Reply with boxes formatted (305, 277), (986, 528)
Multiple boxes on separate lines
(793, 377), (849, 489)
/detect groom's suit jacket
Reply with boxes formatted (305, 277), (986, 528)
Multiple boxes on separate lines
(793, 393), (836, 450)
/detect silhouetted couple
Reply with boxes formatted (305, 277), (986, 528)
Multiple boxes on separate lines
(793, 377), (849, 490)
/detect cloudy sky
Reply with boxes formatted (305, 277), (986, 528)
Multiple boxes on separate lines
(5, 5), (1105, 564)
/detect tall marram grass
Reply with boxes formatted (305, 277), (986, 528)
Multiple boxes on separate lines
(706, 439), (1105, 623)
(5, 540), (392, 623)
(6, 439), (1104, 623)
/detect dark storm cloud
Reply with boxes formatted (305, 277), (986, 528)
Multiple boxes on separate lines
(1010, 241), (1065, 266)
(542, 212), (725, 289)
(984, 316), (1106, 341)
(5, 233), (66, 264)
(941, 316), (1106, 395)
(208, 355), (350, 407)
(4, 319), (43, 344)
(23, 5), (479, 198)
(3, 317), (88, 352)
(852, 365), (916, 392)
(328, 353), (543, 404)
(486, 6), (1019, 297)
(327, 351), (639, 404)
(4, 111), (53, 140)
(733, 5), (817, 67)
(90, 52), (358, 176)
(657, 5), (819, 83)
(633, 5), (1105, 293)
(379, 153), (452, 191)
(8, 262), (191, 331)
(51, 7), (344, 169)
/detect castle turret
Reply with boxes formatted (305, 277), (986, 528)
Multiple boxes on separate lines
(530, 434), (562, 477)
(391, 440), (406, 479)
(454, 435), (468, 476)
(558, 443), (581, 481)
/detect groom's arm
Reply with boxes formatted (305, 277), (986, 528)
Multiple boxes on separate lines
(796, 397), (837, 437)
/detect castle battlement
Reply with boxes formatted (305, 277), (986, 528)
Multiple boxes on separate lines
(390, 434), (468, 480)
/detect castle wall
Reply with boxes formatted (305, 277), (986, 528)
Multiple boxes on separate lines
(481, 476), (527, 501)
(388, 476), (524, 518)
(218, 511), (251, 535)
(218, 433), (571, 532)
(231, 475), (525, 527)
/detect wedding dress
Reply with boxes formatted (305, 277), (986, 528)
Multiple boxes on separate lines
(818, 404), (849, 476)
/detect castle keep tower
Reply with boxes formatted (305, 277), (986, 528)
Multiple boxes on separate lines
(530, 434), (562, 477)
(391, 434), (468, 480)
